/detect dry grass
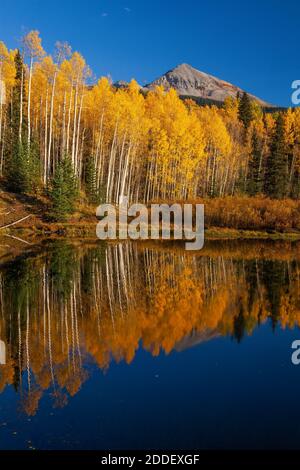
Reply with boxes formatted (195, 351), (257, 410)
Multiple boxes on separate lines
(186, 196), (300, 232)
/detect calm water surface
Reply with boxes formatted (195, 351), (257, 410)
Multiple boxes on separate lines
(0, 239), (300, 449)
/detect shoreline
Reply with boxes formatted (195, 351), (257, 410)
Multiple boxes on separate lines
(1, 224), (300, 266)
(2, 223), (300, 240)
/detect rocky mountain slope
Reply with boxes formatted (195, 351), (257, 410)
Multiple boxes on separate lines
(144, 63), (273, 107)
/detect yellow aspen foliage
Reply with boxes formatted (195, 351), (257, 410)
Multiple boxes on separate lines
(0, 32), (297, 201)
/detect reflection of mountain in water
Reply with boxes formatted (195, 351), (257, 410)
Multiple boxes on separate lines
(175, 329), (219, 352)
(0, 240), (300, 415)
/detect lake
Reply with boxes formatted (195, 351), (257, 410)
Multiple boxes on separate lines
(0, 239), (300, 450)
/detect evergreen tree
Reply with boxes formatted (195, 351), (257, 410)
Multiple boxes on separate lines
(247, 130), (263, 195)
(238, 92), (253, 129)
(85, 156), (100, 204)
(5, 50), (25, 186)
(27, 137), (41, 191)
(264, 114), (288, 199)
(6, 139), (40, 194)
(49, 156), (78, 220)
(6, 141), (29, 193)
(4, 49), (41, 194)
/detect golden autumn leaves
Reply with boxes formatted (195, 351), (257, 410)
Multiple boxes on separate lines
(3, 31), (300, 207)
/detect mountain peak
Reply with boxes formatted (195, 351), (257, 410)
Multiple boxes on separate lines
(145, 63), (273, 107)
(172, 63), (198, 71)
(173, 62), (193, 69)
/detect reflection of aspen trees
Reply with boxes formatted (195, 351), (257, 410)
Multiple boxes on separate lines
(43, 266), (46, 356)
(64, 303), (70, 370)
(73, 282), (81, 366)
(70, 286), (76, 371)
(106, 248), (115, 330)
(0, 242), (300, 414)
(26, 295), (30, 392)
(0, 273), (3, 318)
(46, 269), (55, 389)
(93, 259), (102, 338)
(0, 276), (5, 365)
(18, 308), (22, 393)
(0, 340), (5, 365)
(119, 244), (129, 309)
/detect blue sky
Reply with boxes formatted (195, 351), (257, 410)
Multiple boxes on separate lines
(1, 0), (299, 106)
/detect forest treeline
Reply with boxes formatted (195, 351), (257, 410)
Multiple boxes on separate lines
(0, 31), (300, 220)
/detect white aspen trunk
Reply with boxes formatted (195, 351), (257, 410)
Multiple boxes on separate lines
(95, 114), (104, 163)
(19, 67), (24, 142)
(43, 87), (49, 185)
(145, 155), (154, 203)
(39, 96), (43, 143)
(27, 57), (33, 149)
(78, 128), (85, 183)
(47, 69), (57, 174)
(71, 79), (79, 166)
(108, 146), (117, 203)
(96, 112), (104, 187)
(0, 114), (6, 175)
(210, 150), (217, 196)
(66, 84), (73, 156)
(221, 164), (230, 196)
(125, 146), (134, 203)
(106, 120), (118, 202)
(115, 132), (127, 203)
(75, 91), (84, 174)
(61, 90), (67, 156)
(96, 135), (104, 187)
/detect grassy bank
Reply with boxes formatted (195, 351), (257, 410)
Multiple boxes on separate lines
(1, 189), (300, 242)
(196, 196), (300, 232)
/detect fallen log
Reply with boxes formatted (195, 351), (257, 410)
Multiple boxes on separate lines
(4, 233), (31, 244)
(0, 214), (32, 230)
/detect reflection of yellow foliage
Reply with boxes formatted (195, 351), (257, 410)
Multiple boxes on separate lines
(0, 358), (15, 393)
(1, 243), (300, 415)
(21, 389), (43, 416)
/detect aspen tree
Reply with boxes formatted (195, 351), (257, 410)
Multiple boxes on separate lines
(47, 42), (71, 181)
(22, 30), (45, 149)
